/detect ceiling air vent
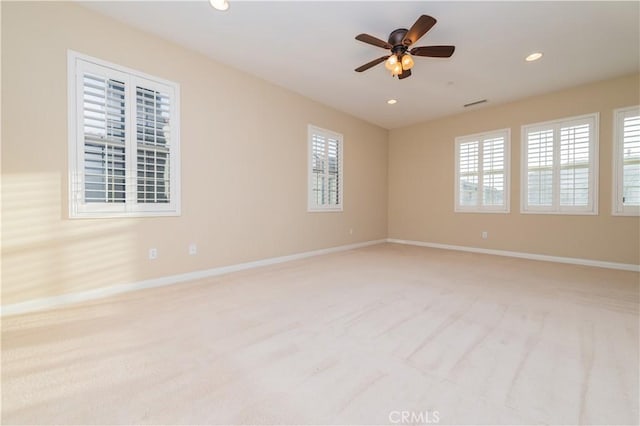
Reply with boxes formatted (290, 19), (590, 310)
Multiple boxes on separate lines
(464, 99), (487, 108)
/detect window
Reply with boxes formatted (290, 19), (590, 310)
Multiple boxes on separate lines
(613, 106), (640, 216)
(308, 125), (343, 211)
(455, 129), (510, 213)
(521, 113), (598, 214)
(68, 51), (180, 218)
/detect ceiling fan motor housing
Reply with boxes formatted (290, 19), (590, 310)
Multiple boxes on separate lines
(389, 28), (410, 51)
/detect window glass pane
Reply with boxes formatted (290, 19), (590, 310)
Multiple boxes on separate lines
(137, 149), (170, 203)
(560, 165), (589, 206)
(527, 170), (553, 206)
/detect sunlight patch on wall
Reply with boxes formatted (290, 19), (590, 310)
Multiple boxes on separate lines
(2, 173), (136, 305)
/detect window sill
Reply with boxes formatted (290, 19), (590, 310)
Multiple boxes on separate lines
(519, 209), (598, 216)
(307, 206), (343, 213)
(454, 208), (510, 214)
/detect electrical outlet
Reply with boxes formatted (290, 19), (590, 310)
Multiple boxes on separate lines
(189, 243), (197, 255)
(148, 248), (158, 260)
(481, 231), (488, 240)
(349, 228), (353, 235)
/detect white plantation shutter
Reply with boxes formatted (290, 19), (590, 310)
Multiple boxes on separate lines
(526, 129), (554, 207)
(308, 125), (343, 211)
(311, 133), (327, 206)
(622, 114), (640, 205)
(327, 137), (340, 205)
(136, 85), (172, 204)
(522, 114), (598, 214)
(458, 141), (479, 206)
(560, 124), (590, 206)
(483, 136), (505, 206)
(613, 106), (640, 215)
(69, 51), (180, 218)
(455, 129), (510, 213)
(82, 73), (127, 204)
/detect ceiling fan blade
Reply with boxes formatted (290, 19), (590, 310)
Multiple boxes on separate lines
(402, 15), (437, 46)
(355, 33), (392, 50)
(397, 68), (412, 80)
(410, 45), (456, 58)
(355, 56), (389, 72)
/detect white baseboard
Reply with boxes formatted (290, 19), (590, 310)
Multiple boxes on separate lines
(387, 238), (640, 272)
(1, 239), (387, 317)
(4, 237), (637, 317)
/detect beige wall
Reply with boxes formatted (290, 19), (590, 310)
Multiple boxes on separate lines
(1, 2), (388, 305)
(389, 73), (640, 265)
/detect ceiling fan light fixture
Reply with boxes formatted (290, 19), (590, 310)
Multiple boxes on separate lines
(385, 54), (398, 70)
(209, 0), (229, 11)
(401, 54), (414, 70)
(391, 62), (403, 76)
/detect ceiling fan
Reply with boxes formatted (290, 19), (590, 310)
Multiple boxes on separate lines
(354, 15), (455, 80)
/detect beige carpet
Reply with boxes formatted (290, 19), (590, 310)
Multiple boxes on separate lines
(2, 243), (638, 425)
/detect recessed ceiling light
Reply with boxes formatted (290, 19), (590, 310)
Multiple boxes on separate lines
(209, 0), (229, 11)
(525, 52), (543, 62)
(387, 99), (397, 105)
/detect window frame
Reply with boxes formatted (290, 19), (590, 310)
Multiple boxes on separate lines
(520, 113), (599, 215)
(612, 105), (640, 216)
(307, 124), (344, 212)
(67, 50), (181, 218)
(454, 128), (511, 214)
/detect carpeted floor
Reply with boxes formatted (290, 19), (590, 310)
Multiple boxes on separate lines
(2, 243), (638, 425)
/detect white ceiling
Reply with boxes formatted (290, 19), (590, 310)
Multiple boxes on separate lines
(80, 1), (640, 129)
